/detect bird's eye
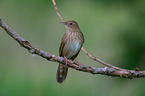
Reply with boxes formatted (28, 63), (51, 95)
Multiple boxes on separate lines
(70, 23), (72, 25)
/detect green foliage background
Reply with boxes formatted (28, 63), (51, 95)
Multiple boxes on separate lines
(0, 0), (145, 96)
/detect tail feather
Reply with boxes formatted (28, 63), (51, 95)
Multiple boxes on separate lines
(56, 64), (68, 83)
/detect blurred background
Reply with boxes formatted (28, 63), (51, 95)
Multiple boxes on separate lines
(0, 0), (145, 96)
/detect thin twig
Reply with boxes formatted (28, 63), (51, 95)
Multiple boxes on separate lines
(52, 0), (65, 22)
(52, 0), (126, 71)
(81, 47), (126, 71)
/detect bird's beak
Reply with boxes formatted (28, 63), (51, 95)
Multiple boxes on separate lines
(60, 21), (65, 25)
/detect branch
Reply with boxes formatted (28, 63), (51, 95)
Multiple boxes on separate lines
(0, 1), (145, 79)
(0, 17), (145, 79)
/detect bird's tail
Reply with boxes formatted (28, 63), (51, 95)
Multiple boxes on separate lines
(56, 64), (68, 83)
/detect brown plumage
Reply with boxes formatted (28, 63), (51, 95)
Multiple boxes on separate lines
(56, 20), (84, 83)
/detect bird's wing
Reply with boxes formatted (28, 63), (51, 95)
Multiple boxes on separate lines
(59, 33), (68, 57)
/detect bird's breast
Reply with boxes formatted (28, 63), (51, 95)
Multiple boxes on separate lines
(64, 32), (83, 59)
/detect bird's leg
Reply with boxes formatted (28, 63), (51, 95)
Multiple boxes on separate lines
(64, 56), (67, 66)
(73, 57), (81, 68)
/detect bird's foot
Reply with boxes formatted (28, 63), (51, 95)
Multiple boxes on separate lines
(73, 57), (81, 68)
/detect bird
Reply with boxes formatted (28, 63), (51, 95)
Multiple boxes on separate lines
(56, 20), (84, 83)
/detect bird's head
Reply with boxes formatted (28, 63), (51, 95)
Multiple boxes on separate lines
(60, 20), (80, 32)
